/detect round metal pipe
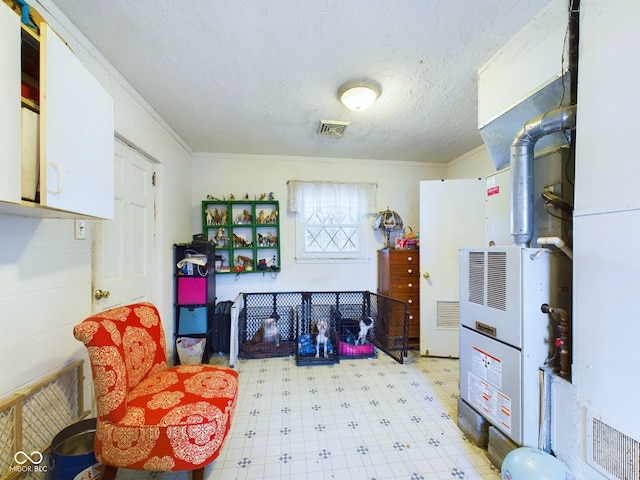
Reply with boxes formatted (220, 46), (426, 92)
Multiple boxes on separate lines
(510, 105), (577, 247)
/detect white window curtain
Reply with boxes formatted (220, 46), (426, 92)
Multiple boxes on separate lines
(287, 180), (378, 219)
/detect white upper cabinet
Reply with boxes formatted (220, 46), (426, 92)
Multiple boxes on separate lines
(0, 3), (114, 219)
(40, 24), (114, 218)
(0, 5), (21, 203)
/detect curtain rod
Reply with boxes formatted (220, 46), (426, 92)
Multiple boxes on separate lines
(287, 180), (378, 187)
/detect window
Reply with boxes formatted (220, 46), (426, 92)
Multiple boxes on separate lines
(287, 180), (377, 263)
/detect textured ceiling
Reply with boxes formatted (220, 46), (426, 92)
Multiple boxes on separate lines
(50, 0), (552, 163)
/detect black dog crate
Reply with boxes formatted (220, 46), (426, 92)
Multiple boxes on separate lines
(238, 292), (301, 359)
(295, 300), (341, 367)
(237, 291), (408, 364)
(327, 292), (378, 361)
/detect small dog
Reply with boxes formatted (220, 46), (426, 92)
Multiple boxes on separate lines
(356, 317), (375, 345)
(315, 320), (330, 358)
(262, 316), (280, 347)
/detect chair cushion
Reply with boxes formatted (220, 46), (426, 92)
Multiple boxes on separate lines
(74, 303), (169, 423)
(95, 364), (238, 471)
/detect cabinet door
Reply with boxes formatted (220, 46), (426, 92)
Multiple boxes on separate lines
(0, 5), (21, 203)
(40, 24), (114, 219)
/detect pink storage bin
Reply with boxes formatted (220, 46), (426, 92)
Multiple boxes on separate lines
(177, 277), (207, 305)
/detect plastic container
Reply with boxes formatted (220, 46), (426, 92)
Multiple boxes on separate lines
(49, 418), (100, 480)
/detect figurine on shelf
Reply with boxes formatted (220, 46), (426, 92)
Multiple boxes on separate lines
(237, 255), (253, 267)
(221, 209), (227, 224)
(205, 208), (214, 226)
(257, 210), (266, 224)
(265, 211), (278, 224)
(238, 209), (252, 223)
(230, 193), (235, 200)
(268, 192), (275, 200)
(213, 228), (228, 247)
(205, 208), (222, 225)
(233, 233), (248, 247)
(266, 232), (278, 246)
(259, 193), (267, 200)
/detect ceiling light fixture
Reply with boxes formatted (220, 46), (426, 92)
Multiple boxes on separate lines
(338, 80), (381, 111)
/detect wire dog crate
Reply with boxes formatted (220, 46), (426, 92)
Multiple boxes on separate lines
(238, 292), (301, 359)
(237, 291), (408, 364)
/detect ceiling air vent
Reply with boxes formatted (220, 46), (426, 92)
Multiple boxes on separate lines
(318, 120), (350, 137)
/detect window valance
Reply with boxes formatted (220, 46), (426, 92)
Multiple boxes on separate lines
(287, 180), (378, 220)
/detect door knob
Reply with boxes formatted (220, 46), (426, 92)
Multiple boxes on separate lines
(423, 272), (430, 279)
(94, 289), (111, 300)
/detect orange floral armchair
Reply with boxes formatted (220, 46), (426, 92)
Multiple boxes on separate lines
(74, 302), (238, 480)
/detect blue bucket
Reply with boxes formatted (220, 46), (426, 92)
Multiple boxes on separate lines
(49, 418), (100, 480)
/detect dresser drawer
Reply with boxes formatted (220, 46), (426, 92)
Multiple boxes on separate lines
(388, 278), (419, 294)
(388, 250), (419, 265)
(389, 264), (420, 277)
(389, 291), (419, 307)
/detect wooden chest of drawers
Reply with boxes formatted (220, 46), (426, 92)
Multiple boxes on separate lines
(377, 248), (420, 348)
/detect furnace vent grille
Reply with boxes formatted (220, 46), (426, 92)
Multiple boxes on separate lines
(487, 251), (507, 311)
(318, 120), (349, 137)
(468, 251), (485, 305)
(465, 251), (506, 311)
(587, 412), (640, 480)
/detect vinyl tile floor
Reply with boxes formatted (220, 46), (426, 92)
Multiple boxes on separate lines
(116, 351), (501, 480)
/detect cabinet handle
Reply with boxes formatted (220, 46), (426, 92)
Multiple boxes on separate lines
(48, 162), (64, 194)
(408, 298), (413, 304)
(408, 283), (413, 288)
(408, 256), (412, 262)
(409, 314), (414, 320)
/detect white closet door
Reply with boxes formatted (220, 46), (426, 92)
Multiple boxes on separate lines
(419, 178), (485, 357)
(41, 24), (114, 218)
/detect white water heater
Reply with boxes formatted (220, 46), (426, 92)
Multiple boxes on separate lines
(458, 246), (570, 446)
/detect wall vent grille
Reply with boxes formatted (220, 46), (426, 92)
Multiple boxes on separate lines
(587, 412), (640, 480)
(436, 301), (459, 330)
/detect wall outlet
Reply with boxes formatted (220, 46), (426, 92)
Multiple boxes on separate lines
(74, 219), (87, 240)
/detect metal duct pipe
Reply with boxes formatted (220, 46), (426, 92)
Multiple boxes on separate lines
(510, 105), (577, 247)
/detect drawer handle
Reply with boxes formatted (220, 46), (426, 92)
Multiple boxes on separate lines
(408, 256), (413, 262)
(408, 299), (413, 304)
(408, 283), (413, 288)
(408, 314), (414, 320)
(407, 268), (413, 274)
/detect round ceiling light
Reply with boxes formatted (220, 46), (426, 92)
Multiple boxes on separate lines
(338, 81), (381, 111)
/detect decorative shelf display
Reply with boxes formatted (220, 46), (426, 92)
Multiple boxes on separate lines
(202, 199), (281, 274)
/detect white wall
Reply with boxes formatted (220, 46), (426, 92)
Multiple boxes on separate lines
(192, 153), (448, 301)
(445, 145), (496, 180)
(559, 0), (640, 477)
